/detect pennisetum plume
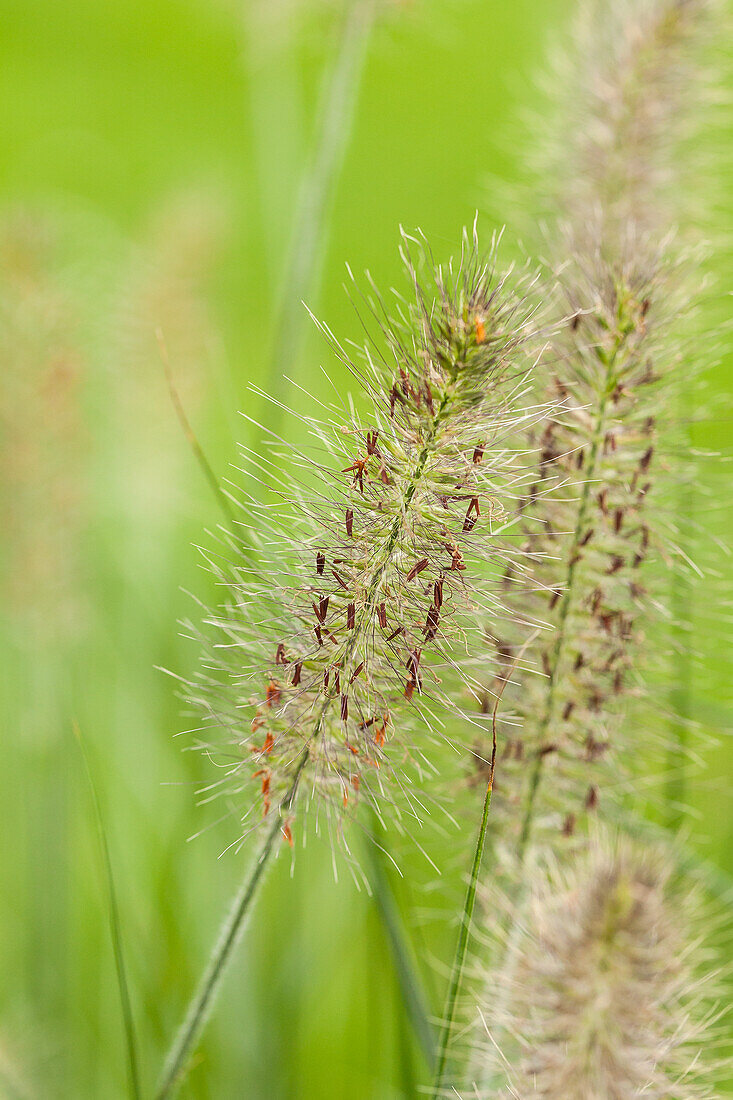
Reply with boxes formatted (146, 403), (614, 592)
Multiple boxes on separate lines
(158, 226), (549, 1097)
(431, 1), (723, 1092)
(475, 0), (718, 872)
(471, 833), (723, 1099)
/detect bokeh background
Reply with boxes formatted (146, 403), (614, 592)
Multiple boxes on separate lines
(1, 0), (730, 1096)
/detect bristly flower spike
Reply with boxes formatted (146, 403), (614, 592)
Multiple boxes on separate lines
(186, 224), (548, 854)
(158, 227), (551, 1098)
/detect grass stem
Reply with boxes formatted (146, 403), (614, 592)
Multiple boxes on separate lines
(156, 749), (309, 1099)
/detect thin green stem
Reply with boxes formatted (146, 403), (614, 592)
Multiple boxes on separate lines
(156, 748), (310, 1100)
(431, 620), (526, 1095)
(432, 772), (494, 1096)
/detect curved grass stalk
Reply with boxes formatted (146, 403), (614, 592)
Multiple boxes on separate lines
(431, 635), (531, 1095)
(431, 770), (494, 1097)
(156, 748), (309, 1100)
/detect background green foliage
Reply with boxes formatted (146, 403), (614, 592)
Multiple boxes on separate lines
(0, 1), (729, 1096)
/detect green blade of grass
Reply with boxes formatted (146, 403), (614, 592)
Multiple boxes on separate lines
(362, 811), (436, 1072)
(73, 722), (141, 1100)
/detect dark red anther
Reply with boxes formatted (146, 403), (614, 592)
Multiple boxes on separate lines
(366, 430), (379, 456)
(275, 644), (288, 665)
(377, 603), (387, 629)
(538, 743), (558, 757)
(606, 555), (624, 575)
(332, 569), (348, 590)
(614, 509), (624, 534)
(347, 602), (355, 630)
(562, 701), (574, 721)
(350, 662), (364, 684)
(573, 653), (585, 671)
(323, 669), (330, 691)
(313, 595), (329, 623)
(292, 662), (302, 687)
(424, 604), (440, 641)
(340, 695), (348, 722)
(314, 625), (323, 646)
(613, 670), (624, 694)
(562, 813), (576, 837)
(316, 551), (325, 575)
(570, 311), (581, 331)
(405, 649), (422, 679)
(640, 445), (654, 472)
(389, 385), (398, 418)
(345, 509), (354, 537)
(472, 442), (485, 465)
(406, 558), (429, 583)
(334, 671), (341, 694)
(579, 528), (594, 547)
(463, 497), (480, 532)
(386, 625), (404, 642)
(585, 785), (599, 811)
(548, 588), (562, 610)
(447, 545), (465, 571)
(597, 489), (608, 514)
(424, 381), (434, 415)
(433, 576), (444, 607)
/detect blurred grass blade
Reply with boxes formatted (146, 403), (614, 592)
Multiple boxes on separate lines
(363, 814), (436, 1071)
(258, 0), (376, 433)
(73, 722), (141, 1100)
(157, 328), (238, 534)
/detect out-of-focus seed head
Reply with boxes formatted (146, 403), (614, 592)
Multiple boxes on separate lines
(472, 835), (722, 1099)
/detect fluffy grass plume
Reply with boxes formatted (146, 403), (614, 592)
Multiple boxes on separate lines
(184, 227), (547, 857)
(472, 833), (722, 1099)
(476, 0), (717, 861)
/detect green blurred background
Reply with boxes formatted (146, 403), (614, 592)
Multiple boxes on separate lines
(0, 0), (730, 1096)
